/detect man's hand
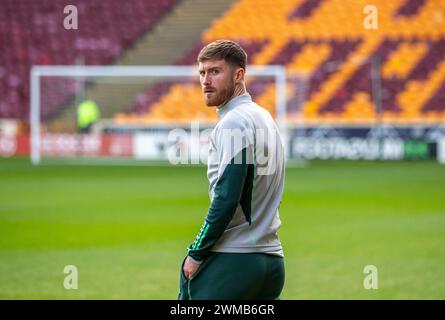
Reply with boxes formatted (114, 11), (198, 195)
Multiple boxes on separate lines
(183, 256), (201, 279)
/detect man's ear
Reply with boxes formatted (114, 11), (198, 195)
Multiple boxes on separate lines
(234, 68), (245, 83)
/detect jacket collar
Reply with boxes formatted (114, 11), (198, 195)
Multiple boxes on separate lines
(216, 93), (252, 118)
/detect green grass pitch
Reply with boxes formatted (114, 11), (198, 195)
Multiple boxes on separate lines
(0, 157), (444, 299)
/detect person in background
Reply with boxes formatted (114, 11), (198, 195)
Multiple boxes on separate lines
(77, 99), (100, 133)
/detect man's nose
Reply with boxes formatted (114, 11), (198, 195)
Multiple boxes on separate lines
(201, 74), (211, 86)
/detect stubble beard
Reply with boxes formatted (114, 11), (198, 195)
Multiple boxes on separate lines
(204, 80), (236, 107)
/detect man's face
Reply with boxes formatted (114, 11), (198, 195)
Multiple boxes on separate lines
(199, 59), (236, 107)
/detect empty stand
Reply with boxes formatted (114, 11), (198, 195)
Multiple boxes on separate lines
(0, 0), (176, 120)
(127, 0), (445, 124)
(3, 0), (445, 125)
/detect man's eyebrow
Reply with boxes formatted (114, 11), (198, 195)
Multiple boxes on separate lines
(199, 66), (222, 72)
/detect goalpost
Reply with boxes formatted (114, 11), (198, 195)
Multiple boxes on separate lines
(30, 65), (288, 165)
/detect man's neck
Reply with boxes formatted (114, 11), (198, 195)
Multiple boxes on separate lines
(220, 84), (246, 107)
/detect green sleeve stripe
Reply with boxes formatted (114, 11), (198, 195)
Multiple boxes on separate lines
(194, 223), (210, 250)
(190, 221), (208, 250)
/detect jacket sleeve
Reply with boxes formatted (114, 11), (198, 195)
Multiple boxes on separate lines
(187, 146), (252, 262)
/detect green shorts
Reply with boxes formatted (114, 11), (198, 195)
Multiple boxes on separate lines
(178, 252), (285, 300)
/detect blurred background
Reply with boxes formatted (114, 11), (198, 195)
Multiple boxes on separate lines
(0, 0), (444, 299)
